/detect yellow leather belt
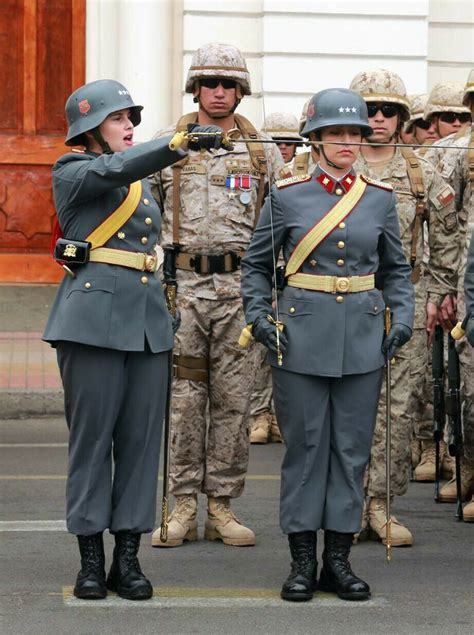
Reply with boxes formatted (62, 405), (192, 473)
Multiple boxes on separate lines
(287, 273), (375, 293)
(89, 247), (158, 272)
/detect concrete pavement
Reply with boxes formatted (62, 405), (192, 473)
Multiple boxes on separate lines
(1, 417), (472, 634)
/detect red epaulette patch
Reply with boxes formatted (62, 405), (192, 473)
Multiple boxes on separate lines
(360, 174), (393, 191)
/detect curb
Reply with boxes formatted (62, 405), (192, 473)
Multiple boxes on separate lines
(0, 389), (63, 419)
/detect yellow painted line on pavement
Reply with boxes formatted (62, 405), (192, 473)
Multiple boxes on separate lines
(61, 586), (389, 608)
(0, 474), (281, 481)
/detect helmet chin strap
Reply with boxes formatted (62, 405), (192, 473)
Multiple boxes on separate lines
(315, 133), (345, 170)
(91, 128), (112, 154)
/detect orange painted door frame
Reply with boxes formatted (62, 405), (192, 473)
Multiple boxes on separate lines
(0, 0), (85, 283)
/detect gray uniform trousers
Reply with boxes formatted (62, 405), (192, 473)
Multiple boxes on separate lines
(57, 341), (168, 536)
(273, 367), (383, 534)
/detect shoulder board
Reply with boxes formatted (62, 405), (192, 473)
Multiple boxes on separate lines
(71, 148), (85, 154)
(276, 174), (311, 189)
(360, 174), (393, 191)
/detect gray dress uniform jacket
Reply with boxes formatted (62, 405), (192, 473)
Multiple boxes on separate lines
(43, 138), (185, 352)
(241, 168), (415, 376)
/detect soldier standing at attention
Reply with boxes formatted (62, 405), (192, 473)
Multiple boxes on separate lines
(249, 112), (301, 445)
(42, 80), (222, 599)
(241, 88), (414, 602)
(349, 69), (459, 546)
(424, 82), (472, 140)
(424, 69), (474, 520)
(404, 94), (440, 152)
(150, 43), (283, 548)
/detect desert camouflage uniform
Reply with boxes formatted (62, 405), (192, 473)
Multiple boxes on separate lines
(354, 150), (459, 496)
(151, 127), (282, 497)
(425, 124), (474, 461)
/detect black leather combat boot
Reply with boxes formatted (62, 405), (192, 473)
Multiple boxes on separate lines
(281, 531), (318, 601)
(106, 533), (153, 600)
(319, 530), (370, 601)
(74, 533), (106, 599)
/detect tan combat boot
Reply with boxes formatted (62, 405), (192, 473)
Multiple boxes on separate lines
(368, 497), (413, 547)
(204, 497), (256, 546)
(441, 452), (455, 480)
(352, 497), (369, 545)
(462, 495), (474, 522)
(151, 494), (198, 547)
(270, 414), (283, 443)
(249, 411), (272, 444)
(438, 460), (473, 503)
(414, 440), (446, 482)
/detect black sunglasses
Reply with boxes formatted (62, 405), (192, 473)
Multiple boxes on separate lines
(415, 119), (433, 131)
(200, 77), (237, 90)
(437, 112), (471, 124)
(367, 103), (400, 118)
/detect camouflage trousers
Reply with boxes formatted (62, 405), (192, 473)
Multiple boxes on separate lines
(366, 327), (427, 498)
(413, 356), (435, 440)
(456, 291), (474, 461)
(169, 294), (257, 498)
(250, 343), (273, 417)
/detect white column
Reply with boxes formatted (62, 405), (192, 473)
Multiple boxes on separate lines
(86, 0), (174, 142)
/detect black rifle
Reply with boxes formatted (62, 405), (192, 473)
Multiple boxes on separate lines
(446, 334), (464, 521)
(432, 325), (445, 502)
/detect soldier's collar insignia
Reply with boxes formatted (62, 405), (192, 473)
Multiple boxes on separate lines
(316, 169), (356, 194)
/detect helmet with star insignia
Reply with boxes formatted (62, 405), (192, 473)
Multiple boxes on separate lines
(300, 88), (373, 138)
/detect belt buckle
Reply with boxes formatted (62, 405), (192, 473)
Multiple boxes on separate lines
(144, 254), (157, 272)
(335, 277), (350, 293)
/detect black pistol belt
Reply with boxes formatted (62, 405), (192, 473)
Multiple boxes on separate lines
(175, 250), (245, 274)
(89, 247), (159, 272)
(173, 355), (208, 382)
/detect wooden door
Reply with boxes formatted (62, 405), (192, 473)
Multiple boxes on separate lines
(0, 0), (85, 283)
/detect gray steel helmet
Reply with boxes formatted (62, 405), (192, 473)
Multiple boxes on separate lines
(65, 79), (143, 146)
(300, 88), (373, 138)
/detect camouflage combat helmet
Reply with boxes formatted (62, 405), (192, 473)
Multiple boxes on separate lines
(300, 88), (373, 138)
(405, 94), (429, 134)
(424, 81), (470, 119)
(349, 69), (410, 122)
(185, 42), (251, 96)
(65, 79), (143, 146)
(261, 112), (302, 140)
(299, 98), (311, 135)
(462, 68), (474, 107)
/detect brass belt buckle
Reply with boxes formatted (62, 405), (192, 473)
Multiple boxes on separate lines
(144, 254), (157, 272)
(335, 277), (350, 293)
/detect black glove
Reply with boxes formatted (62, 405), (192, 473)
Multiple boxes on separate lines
(382, 323), (412, 360)
(252, 314), (288, 355)
(466, 315), (474, 347)
(187, 123), (223, 151)
(171, 310), (181, 335)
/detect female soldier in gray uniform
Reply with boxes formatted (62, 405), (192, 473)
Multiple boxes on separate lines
(241, 88), (414, 602)
(43, 79), (221, 600)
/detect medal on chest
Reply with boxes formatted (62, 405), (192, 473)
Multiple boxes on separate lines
(226, 173), (253, 205)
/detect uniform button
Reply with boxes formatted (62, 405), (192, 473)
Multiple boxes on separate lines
(289, 307), (296, 314)
(335, 188), (343, 195)
(339, 222), (346, 229)
(141, 237), (148, 245)
(337, 241), (345, 249)
(145, 217), (152, 225)
(84, 282), (91, 289)
(143, 198), (150, 205)
(337, 259), (344, 266)
(309, 259), (317, 267)
(374, 306), (378, 311)
(118, 231), (125, 239)
(141, 276), (148, 284)
(336, 295), (344, 303)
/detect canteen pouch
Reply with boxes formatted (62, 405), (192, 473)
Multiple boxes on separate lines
(54, 238), (91, 265)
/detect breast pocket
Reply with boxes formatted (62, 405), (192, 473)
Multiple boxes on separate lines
(66, 275), (116, 341)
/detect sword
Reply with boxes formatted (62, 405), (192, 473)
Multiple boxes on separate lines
(169, 128), (474, 152)
(384, 307), (393, 564)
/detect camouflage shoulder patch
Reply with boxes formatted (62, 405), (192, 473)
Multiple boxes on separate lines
(360, 174), (393, 191)
(276, 174), (311, 189)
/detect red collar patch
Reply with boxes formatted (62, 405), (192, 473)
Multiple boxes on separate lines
(316, 170), (355, 194)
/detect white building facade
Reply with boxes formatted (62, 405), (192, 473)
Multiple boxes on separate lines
(86, 0), (474, 142)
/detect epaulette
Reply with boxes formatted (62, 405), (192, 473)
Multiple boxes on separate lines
(71, 148), (85, 153)
(276, 174), (311, 189)
(360, 174), (393, 191)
